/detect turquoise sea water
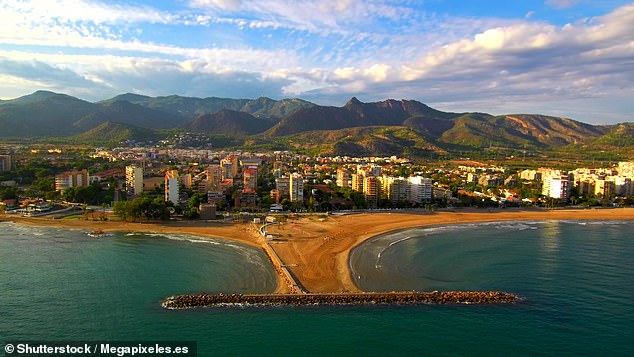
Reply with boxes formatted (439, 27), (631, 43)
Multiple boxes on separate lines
(1, 220), (634, 356)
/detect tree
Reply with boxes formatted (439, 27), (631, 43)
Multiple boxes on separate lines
(114, 201), (130, 221)
(0, 186), (18, 200)
(280, 198), (291, 211)
(114, 196), (170, 221)
(183, 192), (207, 219)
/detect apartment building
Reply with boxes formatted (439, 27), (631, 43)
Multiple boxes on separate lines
(125, 165), (143, 198)
(165, 170), (180, 205)
(55, 170), (89, 192)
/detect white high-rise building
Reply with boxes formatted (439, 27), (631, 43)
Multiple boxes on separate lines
(289, 173), (304, 202)
(165, 170), (180, 205)
(0, 155), (13, 172)
(542, 176), (571, 201)
(275, 176), (290, 198)
(407, 176), (433, 203)
(381, 176), (408, 204)
(125, 166), (143, 198)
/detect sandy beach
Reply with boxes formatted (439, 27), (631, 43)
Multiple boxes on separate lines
(3, 207), (634, 294)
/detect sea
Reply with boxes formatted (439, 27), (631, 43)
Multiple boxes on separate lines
(1, 219), (633, 356)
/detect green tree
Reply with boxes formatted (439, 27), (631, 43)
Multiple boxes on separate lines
(114, 201), (130, 221)
(0, 186), (18, 200)
(183, 192), (208, 219)
(114, 196), (170, 221)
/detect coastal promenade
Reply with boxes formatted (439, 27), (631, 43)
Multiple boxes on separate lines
(260, 238), (305, 294)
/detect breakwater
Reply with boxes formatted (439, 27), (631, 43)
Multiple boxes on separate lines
(161, 291), (519, 309)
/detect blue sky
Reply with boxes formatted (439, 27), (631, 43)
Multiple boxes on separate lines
(1, 0), (633, 124)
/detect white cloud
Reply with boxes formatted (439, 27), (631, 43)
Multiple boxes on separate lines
(293, 4), (634, 122)
(190, 0), (418, 35)
(192, 0), (243, 11)
(1, 0), (633, 123)
(545, 0), (582, 9)
(1, 0), (178, 25)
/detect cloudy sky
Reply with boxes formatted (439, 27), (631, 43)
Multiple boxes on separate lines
(1, 0), (633, 124)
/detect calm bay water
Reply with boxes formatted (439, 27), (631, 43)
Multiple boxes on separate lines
(2, 220), (634, 355)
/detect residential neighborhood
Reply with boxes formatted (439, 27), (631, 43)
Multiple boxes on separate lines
(2, 143), (634, 220)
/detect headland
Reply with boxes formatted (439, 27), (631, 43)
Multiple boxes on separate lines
(3, 207), (634, 296)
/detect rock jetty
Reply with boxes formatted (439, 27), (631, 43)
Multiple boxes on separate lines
(161, 291), (519, 309)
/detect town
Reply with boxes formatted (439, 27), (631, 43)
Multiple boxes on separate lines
(1, 144), (633, 221)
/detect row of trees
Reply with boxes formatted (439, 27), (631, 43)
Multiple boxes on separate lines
(62, 182), (114, 205)
(113, 195), (171, 221)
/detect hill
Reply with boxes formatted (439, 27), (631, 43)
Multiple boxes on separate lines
(1, 90), (631, 156)
(0, 91), (313, 138)
(266, 97), (463, 137)
(73, 100), (182, 131)
(275, 126), (443, 157)
(591, 123), (634, 147)
(74, 121), (162, 145)
(266, 97), (610, 150)
(100, 94), (313, 121)
(0, 92), (98, 137)
(182, 109), (275, 135)
(435, 113), (605, 148)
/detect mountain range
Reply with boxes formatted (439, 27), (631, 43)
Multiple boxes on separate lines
(0, 90), (631, 156)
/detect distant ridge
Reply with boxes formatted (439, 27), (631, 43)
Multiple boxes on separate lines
(73, 100), (182, 131)
(0, 90), (632, 154)
(181, 109), (274, 136)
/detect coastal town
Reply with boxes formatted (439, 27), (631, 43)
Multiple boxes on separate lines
(1, 144), (634, 220)
(4, 1), (634, 354)
(4, 141), (634, 297)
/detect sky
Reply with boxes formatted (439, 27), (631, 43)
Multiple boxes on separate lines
(1, 0), (633, 124)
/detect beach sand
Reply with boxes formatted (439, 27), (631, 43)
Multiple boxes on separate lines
(3, 207), (634, 294)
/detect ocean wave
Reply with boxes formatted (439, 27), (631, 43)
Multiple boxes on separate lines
(388, 235), (414, 247)
(0, 221), (83, 237)
(143, 233), (263, 264)
(559, 220), (630, 226)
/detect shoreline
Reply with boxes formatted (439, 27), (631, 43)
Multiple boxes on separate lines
(3, 207), (634, 294)
(0, 215), (291, 294)
(262, 207), (634, 293)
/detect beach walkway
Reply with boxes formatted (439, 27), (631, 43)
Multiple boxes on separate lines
(261, 238), (306, 294)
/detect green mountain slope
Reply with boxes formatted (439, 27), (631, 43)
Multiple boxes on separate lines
(74, 121), (161, 144)
(181, 109), (275, 135)
(280, 126), (443, 157)
(1, 90), (629, 156)
(0, 92), (98, 137)
(267, 97), (462, 137)
(591, 123), (634, 147)
(73, 100), (182, 131)
(101, 94), (313, 121)
(437, 113), (606, 148)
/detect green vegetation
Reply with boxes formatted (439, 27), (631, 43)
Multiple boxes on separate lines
(2, 91), (633, 157)
(62, 182), (114, 205)
(74, 121), (163, 145)
(113, 195), (171, 221)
